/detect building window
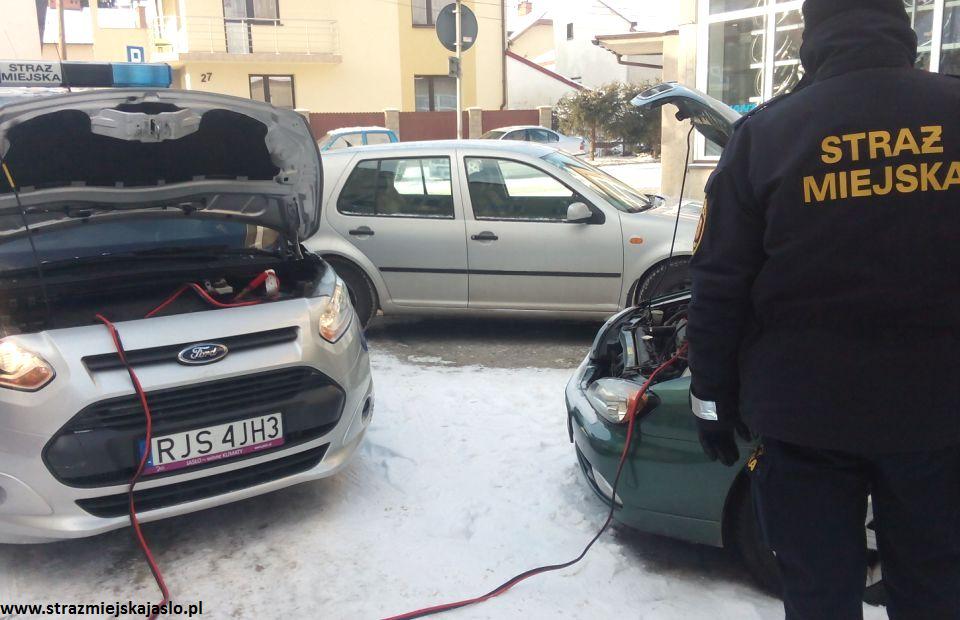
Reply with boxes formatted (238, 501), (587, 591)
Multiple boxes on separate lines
(249, 75), (295, 108)
(412, 0), (454, 27)
(699, 0), (957, 160)
(223, 0), (279, 21)
(414, 76), (457, 111)
(566, 23), (574, 40)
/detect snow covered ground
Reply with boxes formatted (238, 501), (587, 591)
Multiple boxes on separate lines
(0, 350), (886, 619)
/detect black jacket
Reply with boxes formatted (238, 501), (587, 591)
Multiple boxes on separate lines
(688, 10), (960, 453)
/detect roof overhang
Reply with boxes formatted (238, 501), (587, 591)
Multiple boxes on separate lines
(593, 30), (678, 57)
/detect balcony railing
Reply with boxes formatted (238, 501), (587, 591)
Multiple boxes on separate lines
(153, 16), (340, 60)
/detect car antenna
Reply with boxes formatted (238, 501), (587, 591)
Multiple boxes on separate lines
(1, 159), (53, 324)
(645, 122), (696, 304)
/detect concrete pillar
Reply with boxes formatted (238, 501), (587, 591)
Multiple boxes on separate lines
(384, 108), (400, 138)
(538, 106), (552, 129)
(467, 107), (483, 139)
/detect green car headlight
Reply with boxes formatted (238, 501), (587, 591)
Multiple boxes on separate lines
(585, 378), (643, 425)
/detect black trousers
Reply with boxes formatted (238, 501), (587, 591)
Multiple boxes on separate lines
(751, 438), (960, 620)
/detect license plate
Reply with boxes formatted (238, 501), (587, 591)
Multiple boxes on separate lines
(139, 413), (284, 476)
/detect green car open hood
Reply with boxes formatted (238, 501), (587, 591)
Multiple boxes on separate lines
(632, 83), (741, 149)
(0, 89), (322, 242)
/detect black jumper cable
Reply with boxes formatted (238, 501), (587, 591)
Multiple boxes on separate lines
(382, 122), (698, 620)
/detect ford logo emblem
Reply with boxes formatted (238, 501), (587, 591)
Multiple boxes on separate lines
(177, 343), (229, 366)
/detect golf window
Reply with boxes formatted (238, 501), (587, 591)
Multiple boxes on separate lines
(249, 75), (295, 109)
(465, 158), (581, 222)
(338, 157), (455, 218)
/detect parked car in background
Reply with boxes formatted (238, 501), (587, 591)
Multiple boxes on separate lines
(305, 140), (699, 327)
(481, 126), (588, 156)
(0, 84), (373, 543)
(566, 83), (887, 603)
(318, 126), (399, 152)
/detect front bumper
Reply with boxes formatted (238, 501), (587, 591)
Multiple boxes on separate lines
(565, 357), (743, 548)
(0, 302), (373, 544)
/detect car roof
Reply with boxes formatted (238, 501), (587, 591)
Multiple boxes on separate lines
(489, 125), (553, 132)
(320, 139), (559, 159)
(323, 126), (393, 135)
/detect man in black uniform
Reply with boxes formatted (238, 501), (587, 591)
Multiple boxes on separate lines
(687, 0), (960, 618)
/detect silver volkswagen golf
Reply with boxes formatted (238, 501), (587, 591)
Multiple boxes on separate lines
(0, 88), (373, 543)
(308, 141), (701, 327)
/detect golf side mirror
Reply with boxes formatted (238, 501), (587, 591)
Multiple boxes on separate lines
(566, 202), (593, 224)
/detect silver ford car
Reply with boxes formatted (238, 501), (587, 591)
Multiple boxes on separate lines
(0, 88), (373, 543)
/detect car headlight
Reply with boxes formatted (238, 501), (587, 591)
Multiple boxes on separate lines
(0, 340), (55, 392)
(585, 378), (644, 424)
(318, 280), (354, 343)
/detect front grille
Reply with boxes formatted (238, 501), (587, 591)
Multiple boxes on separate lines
(76, 445), (328, 518)
(82, 327), (299, 372)
(44, 368), (345, 487)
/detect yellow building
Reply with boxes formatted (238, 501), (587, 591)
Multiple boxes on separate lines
(37, 0), (506, 114)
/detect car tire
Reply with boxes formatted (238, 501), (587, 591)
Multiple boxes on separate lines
(324, 256), (378, 328)
(732, 481), (888, 604)
(634, 257), (691, 303)
(730, 483), (783, 596)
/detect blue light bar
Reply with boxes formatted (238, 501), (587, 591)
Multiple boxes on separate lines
(0, 60), (172, 89)
(111, 63), (173, 88)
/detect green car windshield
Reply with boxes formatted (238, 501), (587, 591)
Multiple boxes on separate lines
(542, 152), (652, 213)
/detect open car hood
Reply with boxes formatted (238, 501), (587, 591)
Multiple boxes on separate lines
(0, 89), (322, 241)
(632, 83), (740, 149)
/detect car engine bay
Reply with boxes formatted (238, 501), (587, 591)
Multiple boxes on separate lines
(0, 251), (328, 336)
(589, 292), (691, 384)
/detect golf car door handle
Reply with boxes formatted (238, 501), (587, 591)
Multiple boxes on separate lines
(471, 231), (499, 242)
(349, 226), (375, 237)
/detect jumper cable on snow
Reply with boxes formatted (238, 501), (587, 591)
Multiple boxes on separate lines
(95, 269), (280, 617)
(95, 315), (170, 620)
(382, 344), (689, 620)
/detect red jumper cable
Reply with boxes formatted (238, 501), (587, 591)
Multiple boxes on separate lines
(383, 344), (689, 620)
(95, 315), (170, 620)
(95, 269), (279, 616)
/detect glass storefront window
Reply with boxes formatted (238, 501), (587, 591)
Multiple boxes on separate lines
(940, 2), (960, 75)
(698, 0), (957, 159)
(707, 17), (766, 114)
(905, 0), (935, 70)
(710, 0), (765, 15)
(772, 9), (804, 96)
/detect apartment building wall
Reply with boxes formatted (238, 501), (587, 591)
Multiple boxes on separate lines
(0, 1), (42, 59)
(24, 0), (504, 114)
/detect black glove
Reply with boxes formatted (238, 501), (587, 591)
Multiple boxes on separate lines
(691, 392), (752, 467)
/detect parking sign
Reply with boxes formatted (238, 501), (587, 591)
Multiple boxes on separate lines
(127, 46), (145, 63)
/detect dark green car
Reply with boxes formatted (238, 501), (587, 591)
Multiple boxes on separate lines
(566, 86), (885, 600)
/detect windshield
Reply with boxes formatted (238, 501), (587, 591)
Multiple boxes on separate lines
(542, 152), (652, 213)
(0, 217), (282, 272)
(481, 130), (505, 140)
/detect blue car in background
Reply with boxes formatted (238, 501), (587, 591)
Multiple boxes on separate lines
(318, 126), (399, 151)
